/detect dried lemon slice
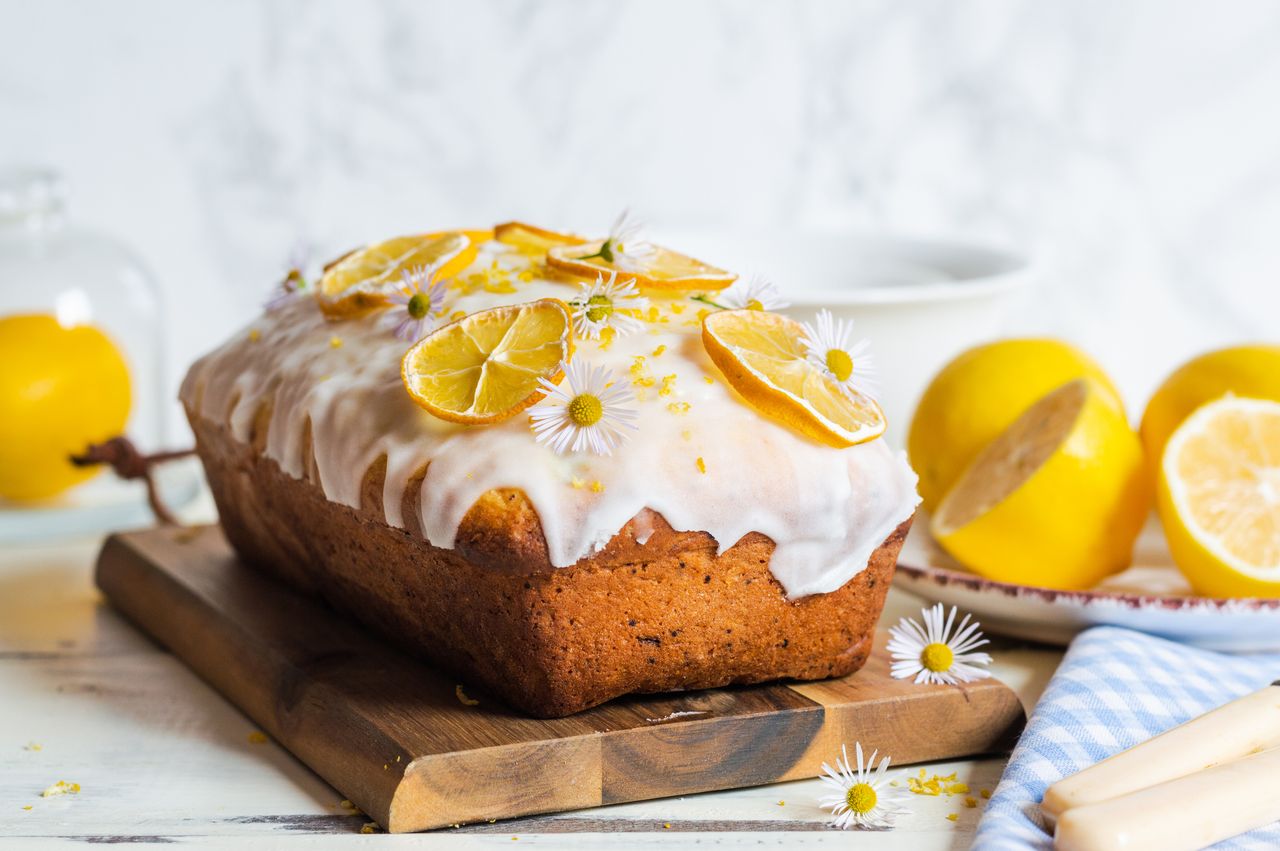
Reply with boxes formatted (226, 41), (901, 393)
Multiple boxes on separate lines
(493, 221), (586, 255)
(702, 309), (885, 447)
(317, 231), (479, 318)
(546, 240), (736, 292)
(401, 298), (574, 424)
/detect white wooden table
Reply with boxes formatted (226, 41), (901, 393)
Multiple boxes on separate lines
(0, 486), (1063, 849)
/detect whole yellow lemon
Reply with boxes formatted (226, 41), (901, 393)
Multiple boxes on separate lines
(0, 313), (131, 501)
(908, 338), (1123, 510)
(1140, 345), (1280, 473)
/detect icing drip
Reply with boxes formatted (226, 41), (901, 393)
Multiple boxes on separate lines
(180, 245), (920, 598)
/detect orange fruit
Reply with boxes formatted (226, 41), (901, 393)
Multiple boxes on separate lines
(493, 221), (586, 255)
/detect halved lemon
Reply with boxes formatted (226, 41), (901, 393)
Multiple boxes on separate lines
(317, 231), (477, 318)
(493, 221), (586, 255)
(701, 309), (885, 447)
(401, 299), (573, 424)
(1158, 395), (1280, 597)
(547, 240), (736, 292)
(932, 379), (1151, 590)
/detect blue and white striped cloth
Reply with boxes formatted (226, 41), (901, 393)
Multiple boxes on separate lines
(974, 626), (1280, 850)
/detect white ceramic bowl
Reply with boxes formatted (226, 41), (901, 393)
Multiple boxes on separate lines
(662, 230), (1030, 444)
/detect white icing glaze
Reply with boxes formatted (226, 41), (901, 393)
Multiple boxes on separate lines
(180, 242), (920, 598)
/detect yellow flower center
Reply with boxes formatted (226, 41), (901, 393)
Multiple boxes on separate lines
(567, 393), (604, 427)
(407, 292), (431, 320)
(920, 642), (954, 673)
(846, 782), (877, 814)
(825, 348), (854, 382)
(746, 298), (764, 311)
(585, 294), (614, 323)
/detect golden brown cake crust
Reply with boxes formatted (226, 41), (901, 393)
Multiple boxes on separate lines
(189, 406), (912, 717)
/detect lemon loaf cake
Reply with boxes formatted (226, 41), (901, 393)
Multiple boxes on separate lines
(180, 219), (920, 717)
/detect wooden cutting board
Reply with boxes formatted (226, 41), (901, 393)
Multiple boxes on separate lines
(95, 525), (1025, 834)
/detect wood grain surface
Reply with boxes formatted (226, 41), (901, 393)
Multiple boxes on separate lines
(94, 525), (1025, 834)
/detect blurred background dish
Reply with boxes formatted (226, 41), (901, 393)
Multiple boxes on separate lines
(668, 229), (1029, 442)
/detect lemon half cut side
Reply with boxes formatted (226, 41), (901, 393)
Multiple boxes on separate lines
(932, 379), (1151, 591)
(1158, 395), (1280, 598)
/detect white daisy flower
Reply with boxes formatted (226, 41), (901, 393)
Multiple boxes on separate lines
(529, 360), (639, 456)
(817, 742), (911, 830)
(887, 603), (993, 685)
(720, 275), (789, 311)
(383, 263), (448, 341)
(799, 308), (878, 399)
(594, 208), (656, 273)
(570, 271), (649, 339)
(264, 241), (313, 311)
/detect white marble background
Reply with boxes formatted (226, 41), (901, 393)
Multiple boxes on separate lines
(3, 0), (1279, 439)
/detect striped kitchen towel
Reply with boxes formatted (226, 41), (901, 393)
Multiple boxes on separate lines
(974, 626), (1280, 850)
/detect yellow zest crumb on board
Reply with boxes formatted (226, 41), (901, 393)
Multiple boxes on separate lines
(24, 742), (41, 751)
(946, 813), (958, 822)
(41, 781), (80, 798)
(396, 755), (401, 763)
(570, 477), (586, 490)
(340, 799), (356, 809)
(696, 457), (706, 474)
(667, 401), (691, 414)
(383, 764), (388, 770)
(663, 823), (671, 830)
(981, 789), (992, 799)
(598, 326), (617, 351)
(456, 685), (480, 707)
(908, 770), (970, 797)
(329, 336), (343, 348)
(651, 344), (667, 357)
(963, 797), (977, 808)
(590, 480), (605, 493)
(630, 356), (655, 387)
(659, 374), (677, 396)
(248, 328), (261, 342)
(247, 731), (268, 744)
(22, 805), (32, 811)
(518, 269), (534, 282)
(777, 801), (785, 806)
(361, 823), (378, 834)
(645, 305), (667, 323)
(703, 375), (715, 384)
(670, 302), (686, 315)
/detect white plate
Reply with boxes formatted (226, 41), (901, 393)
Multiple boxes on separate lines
(893, 516), (1280, 652)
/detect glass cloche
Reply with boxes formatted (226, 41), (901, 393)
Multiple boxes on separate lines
(0, 166), (196, 541)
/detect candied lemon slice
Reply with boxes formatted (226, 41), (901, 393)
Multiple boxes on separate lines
(494, 221), (586, 255)
(317, 231), (479, 318)
(547, 240), (736, 292)
(1158, 395), (1280, 597)
(401, 298), (574, 424)
(701, 309), (885, 447)
(931, 379), (1150, 591)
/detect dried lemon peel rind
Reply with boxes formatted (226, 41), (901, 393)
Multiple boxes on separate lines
(493, 221), (587, 254)
(700, 309), (886, 449)
(317, 231), (475, 318)
(401, 298), (574, 425)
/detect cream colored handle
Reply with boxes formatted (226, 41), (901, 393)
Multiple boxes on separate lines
(1042, 684), (1280, 824)
(1054, 745), (1280, 851)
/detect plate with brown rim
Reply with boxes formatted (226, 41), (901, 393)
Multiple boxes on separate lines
(893, 515), (1280, 652)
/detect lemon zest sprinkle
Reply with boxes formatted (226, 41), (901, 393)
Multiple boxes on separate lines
(667, 401), (691, 415)
(456, 685), (480, 706)
(590, 480), (605, 493)
(946, 813), (958, 822)
(696, 457), (707, 474)
(652, 344), (667, 357)
(598, 326), (617, 351)
(570, 477), (586, 490)
(41, 781), (80, 798)
(963, 796), (977, 808)
(248, 328), (261, 342)
(329, 336), (343, 348)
